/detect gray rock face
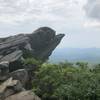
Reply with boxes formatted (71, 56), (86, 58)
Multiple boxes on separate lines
(0, 27), (64, 73)
(0, 27), (64, 63)
(28, 27), (65, 59)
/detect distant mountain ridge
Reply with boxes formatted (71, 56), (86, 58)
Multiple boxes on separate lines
(50, 48), (100, 64)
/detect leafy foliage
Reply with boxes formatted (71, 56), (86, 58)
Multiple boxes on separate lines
(32, 61), (100, 100)
(24, 57), (42, 66)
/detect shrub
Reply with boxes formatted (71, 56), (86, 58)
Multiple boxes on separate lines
(24, 57), (42, 66)
(32, 62), (100, 100)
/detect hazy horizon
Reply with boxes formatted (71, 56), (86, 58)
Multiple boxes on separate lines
(50, 47), (100, 63)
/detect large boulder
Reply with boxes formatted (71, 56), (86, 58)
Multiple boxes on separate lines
(28, 27), (65, 59)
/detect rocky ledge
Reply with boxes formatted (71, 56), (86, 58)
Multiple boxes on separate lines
(0, 27), (64, 100)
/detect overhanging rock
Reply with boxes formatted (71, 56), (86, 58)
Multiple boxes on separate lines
(0, 27), (65, 71)
(0, 27), (64, 61)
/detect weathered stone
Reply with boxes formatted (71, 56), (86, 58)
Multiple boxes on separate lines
(0, 78), (24, 100)
(0, 50), (22, 63)
(0, 61), (9, 81)
(28, 27), (65, 60)
(0, 27), (64, 63)
(5, 90), (41, 100)
(9, 69), (29, 87)
(0, 50), (23, 72)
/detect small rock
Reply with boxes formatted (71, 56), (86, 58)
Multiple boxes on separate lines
(0, 61), (9, 81)
(9, 69), (29, 87)
(5, 90), (41, 100)
(0, 78), (24, 100)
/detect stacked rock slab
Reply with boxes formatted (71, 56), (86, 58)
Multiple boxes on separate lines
(0, 27), (64, 63)
(0, 27), (64, 72)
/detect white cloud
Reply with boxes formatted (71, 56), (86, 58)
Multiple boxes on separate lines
(0, 0), (84, 24)
(84, 20), (100, 28)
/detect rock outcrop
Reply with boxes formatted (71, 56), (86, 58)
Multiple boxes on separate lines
(0, 27), (64, 72)
(0, 27), (64, 100)
(0, 27), (64, 62)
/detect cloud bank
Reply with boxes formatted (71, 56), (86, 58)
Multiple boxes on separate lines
(0, 0), (74, 24)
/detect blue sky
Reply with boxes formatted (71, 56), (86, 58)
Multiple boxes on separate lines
(0, 0), (100, 48)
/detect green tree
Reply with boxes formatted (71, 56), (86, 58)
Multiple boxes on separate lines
(32, 62), (100, 100)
